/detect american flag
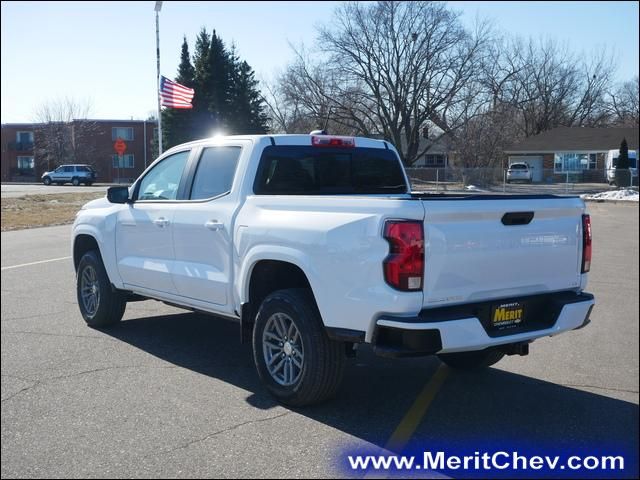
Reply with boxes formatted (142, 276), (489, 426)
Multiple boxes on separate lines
(159, 76), (194, 109)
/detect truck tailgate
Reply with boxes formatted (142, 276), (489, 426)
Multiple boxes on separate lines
(420, 196), (585, 308)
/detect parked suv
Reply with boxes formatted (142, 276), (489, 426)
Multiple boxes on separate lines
(506, 162), (533, 183)
(42, 164), (97, 186)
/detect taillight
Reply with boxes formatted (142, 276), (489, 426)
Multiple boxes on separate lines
(383, 220), (424, 291)
(581, 214), (592, 273)
(311, 135), (355, 148)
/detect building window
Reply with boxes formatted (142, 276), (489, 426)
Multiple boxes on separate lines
(112, 127), (134, 141)
(425, 154), (446, 167)
(15, 131), (34, 150)
(113, 154), (135, 168)
(17, 156), (35, 173)
(554, 153), (599, 172)
(17, 131), (34, 143)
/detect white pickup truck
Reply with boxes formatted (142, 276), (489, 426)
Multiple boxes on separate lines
(72, 133), (594, 406)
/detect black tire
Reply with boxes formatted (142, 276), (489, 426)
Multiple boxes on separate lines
(43, 176), (51, 185)
(76, 250), (126, 328)
(86, 181), (93, 186)
(252, 288), (345, 406)
(438, 348), (505, 371)
(72, 177), (80, 186)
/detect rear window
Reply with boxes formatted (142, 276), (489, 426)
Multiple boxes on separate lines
(190, 146), (241, 200)
(510, 164), (528, 170)
(254, 146), (407, 195)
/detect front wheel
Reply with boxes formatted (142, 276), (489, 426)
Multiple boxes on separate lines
(77, 250), (126, 328)
(438, 348), (505, 371)
(72, 177), (80, 186)
(252, 289), (345, 406)
(43, 177), (51, 185)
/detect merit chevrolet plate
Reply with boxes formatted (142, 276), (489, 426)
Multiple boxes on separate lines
(491, 301), (525, 330)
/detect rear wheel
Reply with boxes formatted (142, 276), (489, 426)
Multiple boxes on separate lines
(252, 288), (345, 406)
(77, 250), (126, 328)
(438, 348), (505, 371)
(72, 177), (80, 186)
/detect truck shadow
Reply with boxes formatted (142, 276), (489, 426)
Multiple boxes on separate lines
(104, 311), (639, 460)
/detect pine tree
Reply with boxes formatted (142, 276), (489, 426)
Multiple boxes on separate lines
(162, 27), (269, 143)
(227, 44), (269, 134)
(617, 138), (630, 169)
(191, 27), (213, 139)
(232, 61), (268, 134)
(615, 137), (631, 187)
(207, 30), (231, 132)
(162, 36), (196, 149)
(240, 60), (269, 133)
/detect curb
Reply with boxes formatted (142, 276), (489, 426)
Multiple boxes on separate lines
(583, 198), (639, 205)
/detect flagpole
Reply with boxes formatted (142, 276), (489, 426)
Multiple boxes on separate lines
(155, 1), (163, 155)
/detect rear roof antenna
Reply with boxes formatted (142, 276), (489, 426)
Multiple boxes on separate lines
(310, 107), (332, 136)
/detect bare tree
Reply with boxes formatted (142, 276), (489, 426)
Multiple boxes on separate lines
(272, 1), (493, 165)
(502, 40), (615, 137)
(33, 97), (99, 172)
(608, 76), (639, 126)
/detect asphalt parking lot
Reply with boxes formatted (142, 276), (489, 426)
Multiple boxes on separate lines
(1, 202), (638, 478)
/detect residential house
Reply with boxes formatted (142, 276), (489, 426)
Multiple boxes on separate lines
(505, 127), (639, 183)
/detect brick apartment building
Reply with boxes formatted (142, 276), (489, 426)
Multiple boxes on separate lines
(1, 119), (158, 183)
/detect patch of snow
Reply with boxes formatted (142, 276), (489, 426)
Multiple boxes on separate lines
(465, 185), (486, 192)
(581, 188), (639, 202)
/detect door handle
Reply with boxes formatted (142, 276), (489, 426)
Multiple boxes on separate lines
(153, 217), (170, 227)
(205, 220), (224, 231)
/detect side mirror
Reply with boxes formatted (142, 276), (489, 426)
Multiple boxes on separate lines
(107, 186), (131, 204)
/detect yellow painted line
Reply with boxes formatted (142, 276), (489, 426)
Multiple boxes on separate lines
(384, 364), (450, 453)
(1, 256), (71, 271)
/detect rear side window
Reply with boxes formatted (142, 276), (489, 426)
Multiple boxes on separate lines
(254, 146), (407, 195)
(190, 146), (241, 200)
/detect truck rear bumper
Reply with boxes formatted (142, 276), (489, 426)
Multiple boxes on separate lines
(372, 291), (594, 357)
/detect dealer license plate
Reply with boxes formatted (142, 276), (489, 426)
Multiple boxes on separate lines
(490, 301), (525, 331)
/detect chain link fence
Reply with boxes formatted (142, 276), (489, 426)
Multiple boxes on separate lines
(406, 167), (638, 195)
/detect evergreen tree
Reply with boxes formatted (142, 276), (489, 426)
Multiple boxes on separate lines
(615, 137), (631, 187)
(207, 30), (232, 132)
(229, 58), (269, 134)
(239, 60), (269, 133)
(617, 138), (630, 169)
(162, 36), (196, 149)
(191, 27), (213, 139)
(162, 27), (270, 143)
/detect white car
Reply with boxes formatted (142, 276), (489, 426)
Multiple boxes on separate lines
(507, 162), (533, 183)
(72, 133), (594, 406)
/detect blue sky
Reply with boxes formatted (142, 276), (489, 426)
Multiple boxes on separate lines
(1, 1), (638, 123)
